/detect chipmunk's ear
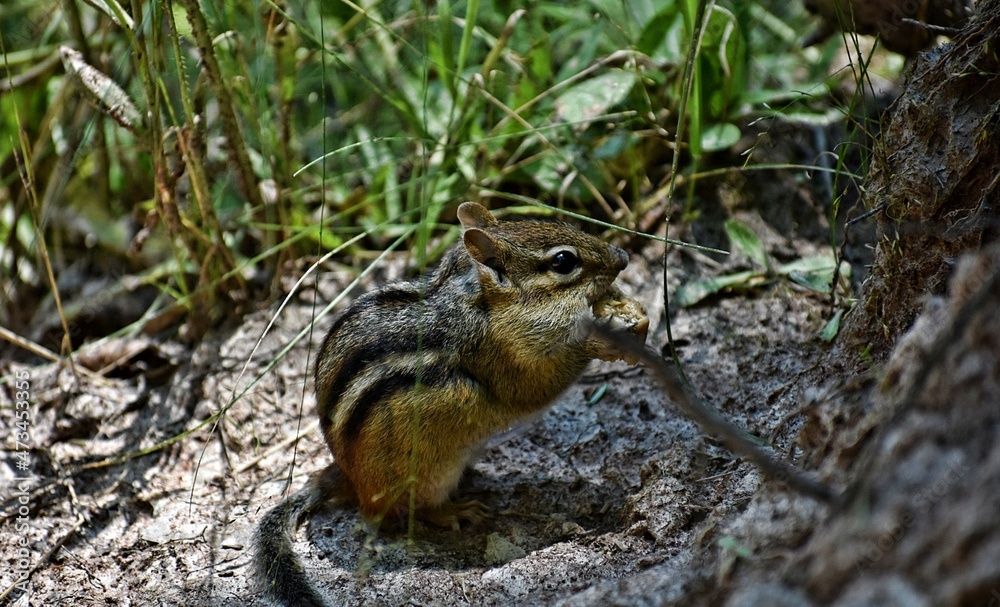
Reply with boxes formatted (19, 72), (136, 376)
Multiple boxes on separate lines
(460, 203), (505, 278)
(463, 228), (500, 271)
(457, 202), (498, 229)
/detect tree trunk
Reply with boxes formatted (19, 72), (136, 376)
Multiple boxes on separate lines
(844, 0), (1000, 356)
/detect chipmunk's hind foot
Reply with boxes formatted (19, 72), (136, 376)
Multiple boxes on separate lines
(421, 499), (491, 531)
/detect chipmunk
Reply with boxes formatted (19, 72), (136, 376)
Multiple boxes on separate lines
(252, 202), (648, 607)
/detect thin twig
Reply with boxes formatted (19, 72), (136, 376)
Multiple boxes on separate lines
(846, 204), (884, 227)
(899, 18), (963, 36)
(0, 326), (60, 362)
(0, 515), (85, 602)
(591, 324), (837, 504)
(237, 420), (320, 476)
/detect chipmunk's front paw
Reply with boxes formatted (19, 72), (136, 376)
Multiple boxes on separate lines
(591, 288), (649, 363)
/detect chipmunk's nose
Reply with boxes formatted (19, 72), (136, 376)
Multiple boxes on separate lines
(610, 246), (629, 272)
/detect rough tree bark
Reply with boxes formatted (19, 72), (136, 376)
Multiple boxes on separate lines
(843, 0), (1000, 356)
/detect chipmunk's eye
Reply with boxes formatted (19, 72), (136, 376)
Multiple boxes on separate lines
(548, 249), (579, 274)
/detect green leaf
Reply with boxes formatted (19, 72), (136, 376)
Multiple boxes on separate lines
(718, 535), (753, 559)
(90, 0), (134, 29)
(700, 122), (741, 152)
(555, 17), (603, 82)
(555, 70), (638, 126)
(587, 383), (608, 405)
(674, 270), (764, 307)
(778, 255), (838, 293)
(724, 219), (769, 270)
(171, 4), (191, 39)
(456, 0), (479, 80)
(593, 130), (633, 160)
(524, 153), (563, 194)
(637, 3), (684, 62)
(437, 0), (456, 95)
(777, 255), (837, 274)
(821, 308), (844, 342)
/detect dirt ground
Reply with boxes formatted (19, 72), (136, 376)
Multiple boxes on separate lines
(3, 110), (999, 606)
(0, 250), (829, 607)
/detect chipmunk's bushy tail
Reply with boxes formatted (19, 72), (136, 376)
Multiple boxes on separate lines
(252, 485), (326, 607)
(253, 465), (353, 607)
